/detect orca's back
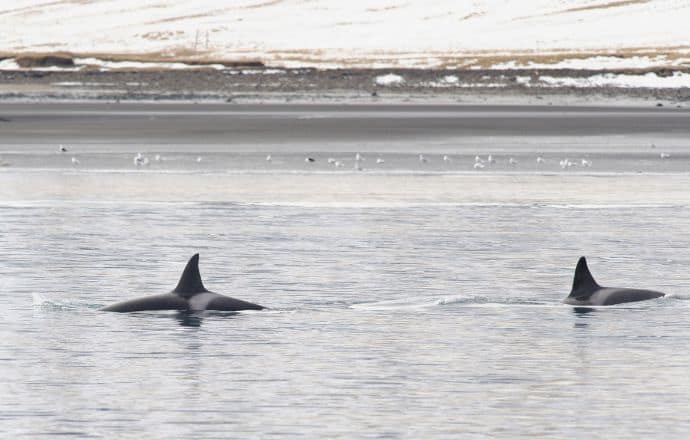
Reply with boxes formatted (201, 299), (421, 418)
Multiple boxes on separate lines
(600, 288), (665, 306)
(206, 295), (264, 311)
(101, 293), (188, 312)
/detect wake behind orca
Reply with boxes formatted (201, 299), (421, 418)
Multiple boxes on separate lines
(101, 254), (264, 313)
(563, 257), (665, 306)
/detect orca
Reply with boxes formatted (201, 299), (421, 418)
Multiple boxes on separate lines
(563, 257), (665, 306)
(101, 254), (264, 313)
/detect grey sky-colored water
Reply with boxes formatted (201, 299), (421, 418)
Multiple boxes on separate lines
(2, 103), (690, 149)
(2, 104), (690, 438)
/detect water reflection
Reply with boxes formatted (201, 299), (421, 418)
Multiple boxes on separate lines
(175, 311), (203, 327)
(572, 306), (595, 327)
(572, 307), (596, 316)
(173, 311), (241, 327)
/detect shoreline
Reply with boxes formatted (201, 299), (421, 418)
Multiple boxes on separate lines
(1, 67), (688, 107)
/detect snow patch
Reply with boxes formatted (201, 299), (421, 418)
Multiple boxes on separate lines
(375, 73), (405, 86)
(489, 55), (690, 70)
(539, 72), (690, 89)
(0, 57), (228, 71)
(76, 57), (226, 71)
(2, 1), (690, 69)
(0, 59), (20, 70)
(515, 76), (531, 85)
(442, 75), (459, 84)
(422, 75), (461, 87)
(229, 68), (286, 75)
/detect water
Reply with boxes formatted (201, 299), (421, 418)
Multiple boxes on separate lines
(3, 106), (690, 438)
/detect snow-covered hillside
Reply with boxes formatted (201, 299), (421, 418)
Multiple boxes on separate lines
(2, 0), (690, 68)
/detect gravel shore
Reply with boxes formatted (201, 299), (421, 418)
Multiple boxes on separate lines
(1, 67), (689, 106)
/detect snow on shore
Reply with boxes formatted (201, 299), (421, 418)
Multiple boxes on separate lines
(375, 74), (405, 86)
(539, 72), (690, 89)
(0, 57), (226, 71)
(1, 0), (689, 69)
(488, 55), (690, 70)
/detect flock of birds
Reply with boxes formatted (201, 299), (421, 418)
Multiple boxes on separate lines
(53, 145), (675, 170)
(268, 152), (598, 170)
(58, 145), (203, 167)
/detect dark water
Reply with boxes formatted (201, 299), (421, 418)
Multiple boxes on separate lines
(2, 104), (690, 438)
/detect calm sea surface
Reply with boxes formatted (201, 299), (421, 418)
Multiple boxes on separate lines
(2, 104), (690, 438)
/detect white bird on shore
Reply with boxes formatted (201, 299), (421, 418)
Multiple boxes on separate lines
(487, 154), (496, 164)
(376, 157), (385, 164)
(473, 162), (485, 170)
(134, 153), (148, 166)
(71, 157), (80, 165)
(327, 157), (336, 164)
(559, 158), (575, 169)
(581, 158), (592, 167)
(536, 156), (545, 164)
(419, 154), (427, 163)
(443, 155), (451, 163)
(266, 154), (272, 162)
(58, 144), (68, 153)
(355, 153), (363, 161)
(154, 154), (161, 161)
(474, 155), (484, 164)
(335, 161), (343, 168)
(660, 152), (671, 159)
(196, 156), (203, 163)
(508, 157), (518, 166)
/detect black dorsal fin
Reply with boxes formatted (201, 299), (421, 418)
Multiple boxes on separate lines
(173, 254), (207, 298)
(569, 256), (600, 298)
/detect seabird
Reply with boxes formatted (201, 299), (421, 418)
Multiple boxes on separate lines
(134, 153), (147, 166)
(559, 159), (575, 169)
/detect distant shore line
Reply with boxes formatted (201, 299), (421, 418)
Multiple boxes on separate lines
(1, 51), (689, 107)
